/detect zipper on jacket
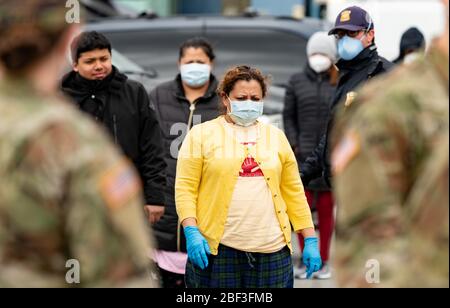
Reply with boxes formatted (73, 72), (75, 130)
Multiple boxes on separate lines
(186, 102), (197, 131)
(113, 115), (118, 144)
(315, 76), (323, 145)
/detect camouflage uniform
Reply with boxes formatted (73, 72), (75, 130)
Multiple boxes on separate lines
(0, 82), (158, 288)
(0, 81), (161, 287)
(403, 132), (448, 288)
(0, 0), (158, 288)
(331, 44), (449, 288)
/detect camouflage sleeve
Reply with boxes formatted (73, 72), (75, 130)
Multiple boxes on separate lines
(332, 103), (408, 229)
(331, 98), (413, 287)
(331, 57), (448, 287)
(18, 119), (158, 287)
(334, 131), (449, 288)
(402, 134), (449, 287)
(331, 63), (440, 231)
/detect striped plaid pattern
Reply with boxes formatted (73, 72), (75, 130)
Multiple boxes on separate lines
(185, 245), (293, 288)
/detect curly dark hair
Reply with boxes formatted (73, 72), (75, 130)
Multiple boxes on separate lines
(217, 65), (270, 98)
(217, 65), (270, 115)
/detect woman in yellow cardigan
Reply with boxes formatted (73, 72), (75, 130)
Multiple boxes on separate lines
(175, 65), (321, 288)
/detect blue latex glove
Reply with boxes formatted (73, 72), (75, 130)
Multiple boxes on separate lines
(302, 237), (322, 279)
(184, 226), (211, 270)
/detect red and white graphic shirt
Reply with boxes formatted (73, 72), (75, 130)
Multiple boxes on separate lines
(220, 118), (285, 253)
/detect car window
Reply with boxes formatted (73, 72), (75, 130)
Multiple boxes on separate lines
(101, 29), (203, 79)
(205, 28), (307, 86)
(96, 27), (306, 86)
(112, 48), (145, 73)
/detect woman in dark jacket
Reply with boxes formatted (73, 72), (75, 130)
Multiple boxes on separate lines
(283, 31), (338, 280)
(150, 37), (220, 288)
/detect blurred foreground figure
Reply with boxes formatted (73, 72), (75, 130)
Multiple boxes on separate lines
(0, 0), (158, 287)
(331, 0), (449, 288)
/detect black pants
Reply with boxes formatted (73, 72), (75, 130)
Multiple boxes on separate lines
(158, 266), (185, 288)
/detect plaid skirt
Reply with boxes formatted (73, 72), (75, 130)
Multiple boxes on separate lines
(185, 245), (293, 288)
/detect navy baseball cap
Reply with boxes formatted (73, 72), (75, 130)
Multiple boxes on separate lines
(328, 6), (374, 35)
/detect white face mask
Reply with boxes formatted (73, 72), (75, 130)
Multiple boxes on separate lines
(227, 97), (264, 127)
(308, 54), (332, 73)
(180, 63), (211, 88)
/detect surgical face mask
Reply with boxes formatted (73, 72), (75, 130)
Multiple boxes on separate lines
(308, 55), (333, 73)
(337, 19), (372, 61)
(338, 35), (365, 61)
(180, 63), (211, 88)
(227, 97), (264, 127)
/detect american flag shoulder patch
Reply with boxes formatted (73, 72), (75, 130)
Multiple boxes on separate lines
(332, 130), (361, 175)
(98, 159), (141, 210)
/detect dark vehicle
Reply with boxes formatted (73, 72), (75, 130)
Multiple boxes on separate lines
(110, 48), (160, 92)
(85, 15), (331, 128)
(81, 0), (144, 19)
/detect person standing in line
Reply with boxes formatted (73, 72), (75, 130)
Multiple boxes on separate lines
(300, 6), (393, 189)
(0, 0), (158, 288)
(176, 65), (322, 288)
(393, 27), (426, 65)
(150, 37), (221, 288)
(283, 31), (338, 279)
(61, 31), (167, 226)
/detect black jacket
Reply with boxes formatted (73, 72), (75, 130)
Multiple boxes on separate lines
(61, 67), (166, 206)
(150, 75), (221, 252)
(301, 45), (393, 187)
(283, 64), (336, 190)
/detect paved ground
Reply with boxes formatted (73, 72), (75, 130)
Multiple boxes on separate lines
(294, 276), (336, 288)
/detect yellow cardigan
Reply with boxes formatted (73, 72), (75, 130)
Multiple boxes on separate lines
(175, 117), (314, 255)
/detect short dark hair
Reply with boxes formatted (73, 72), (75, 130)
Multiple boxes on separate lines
(179, 37), (215, 61)
(71, 31), (112, 63)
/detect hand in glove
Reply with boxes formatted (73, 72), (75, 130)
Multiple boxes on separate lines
(184, 226), (211, 270)
(302, 237), (322, 279)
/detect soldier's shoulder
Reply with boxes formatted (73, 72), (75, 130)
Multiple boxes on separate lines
(45, 99), (111, 146)
(360, 58), (439, 109)
(3, 95), (117, 163)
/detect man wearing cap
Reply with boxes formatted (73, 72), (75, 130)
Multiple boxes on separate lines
(300, 6), (393, 188)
